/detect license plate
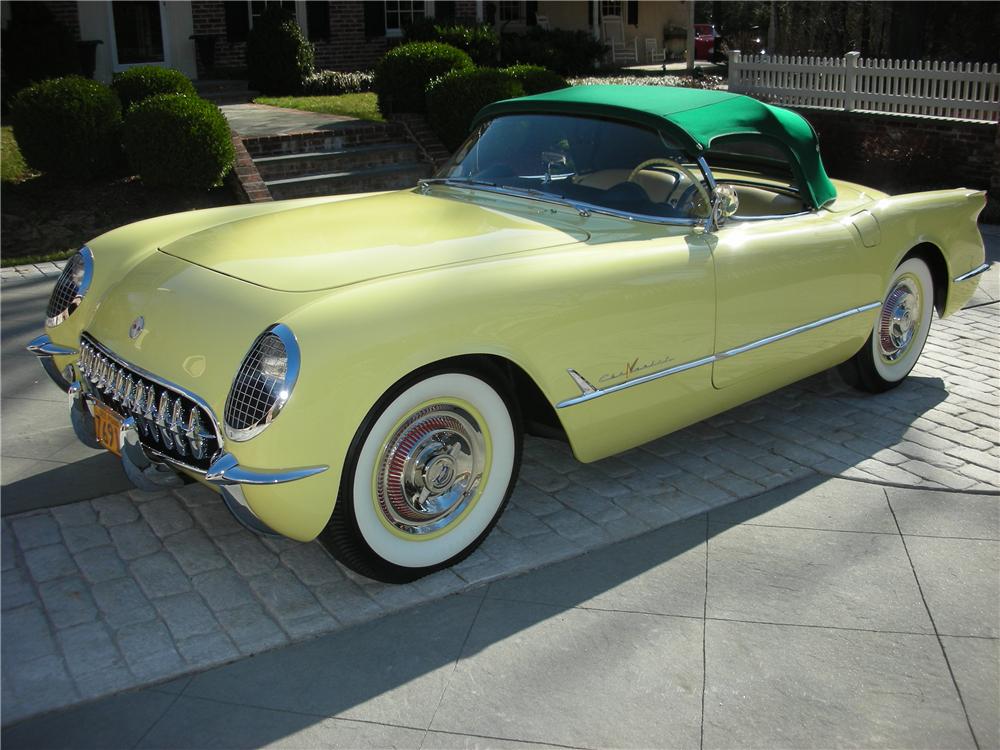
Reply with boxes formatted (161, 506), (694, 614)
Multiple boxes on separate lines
(92, 401), (122, 457)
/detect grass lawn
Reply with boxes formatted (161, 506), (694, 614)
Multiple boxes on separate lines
(254, 92), (383, 122)
(2, 126), (34, 184)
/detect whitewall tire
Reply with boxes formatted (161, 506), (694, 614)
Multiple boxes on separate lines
(323, 369), (521, 582)
(842, 257), (934, 393)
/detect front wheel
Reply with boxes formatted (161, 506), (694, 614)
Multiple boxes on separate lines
(322, 370), (522, 583)
(840, 257), (934, 393)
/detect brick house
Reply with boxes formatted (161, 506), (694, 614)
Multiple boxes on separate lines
(0, 1), (690, 83)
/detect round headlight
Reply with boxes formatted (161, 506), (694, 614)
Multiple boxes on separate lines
(45, 246), (94, 328)
(224, 323), (300, 442)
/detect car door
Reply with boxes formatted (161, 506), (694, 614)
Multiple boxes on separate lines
(710, 210), (877, 389)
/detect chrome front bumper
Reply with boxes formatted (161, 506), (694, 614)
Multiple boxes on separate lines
(28, 334), (327, 537)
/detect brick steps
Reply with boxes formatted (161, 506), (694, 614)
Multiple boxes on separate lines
(231, 116), (449, 202)
(264, 162), (433, 199)
(253, 142), (421, 180)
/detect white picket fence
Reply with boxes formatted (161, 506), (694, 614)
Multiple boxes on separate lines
(728, 50), (1000, 122)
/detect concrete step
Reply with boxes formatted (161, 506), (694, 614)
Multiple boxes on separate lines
(253, 142), (421, 180)
(265, 162), (433, 199)
(243, 122), (408, 158)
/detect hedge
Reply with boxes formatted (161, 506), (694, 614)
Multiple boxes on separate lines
(10, 76), (122, 177)
(123, 94), (234, 190)
(374, 42), (473, 114)
(499, 64), (569, 94)
(247, 5), (314, 95)
(113, 66), (197, 111)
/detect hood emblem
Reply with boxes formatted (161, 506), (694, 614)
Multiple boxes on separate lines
(129, 316), (145, 340)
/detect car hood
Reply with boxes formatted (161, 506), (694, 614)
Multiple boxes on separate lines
(159, 189), (588, 292)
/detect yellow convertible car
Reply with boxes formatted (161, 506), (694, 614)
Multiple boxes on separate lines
(29, 86), (988, 582)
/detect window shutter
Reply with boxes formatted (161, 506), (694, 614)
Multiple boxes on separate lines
(626, 0), (638, 25)
(224, 1), (250, 43)
(526, 1), (538, 25)
(435, 0), (456, 21)
(364, 1), (386, 38)
(306, 0), (330, 41)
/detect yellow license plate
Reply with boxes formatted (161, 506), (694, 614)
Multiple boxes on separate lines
(92, 401), (122, 457)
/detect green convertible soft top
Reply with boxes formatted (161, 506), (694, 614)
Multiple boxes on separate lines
(472, 85), (837, 209)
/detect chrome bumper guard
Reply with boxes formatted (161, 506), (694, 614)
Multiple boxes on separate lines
(27, 334), (76, 392)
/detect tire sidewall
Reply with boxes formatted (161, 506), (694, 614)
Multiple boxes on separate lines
(348, 371), (518, 570)
(871, 258), (934, 384)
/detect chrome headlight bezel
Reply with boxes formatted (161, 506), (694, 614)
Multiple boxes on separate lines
(45, 246), (94, 328)
(223, 323), (301, 442)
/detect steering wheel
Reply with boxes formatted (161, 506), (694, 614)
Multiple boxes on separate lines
(627, 158), (711, 216)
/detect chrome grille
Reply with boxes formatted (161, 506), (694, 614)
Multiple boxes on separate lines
(224, 333), (287, 434)
(78, 336), (220, 471)
(46, 253), (85, 322)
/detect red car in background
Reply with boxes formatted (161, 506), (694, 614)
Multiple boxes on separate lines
(694, 23), (718, 60)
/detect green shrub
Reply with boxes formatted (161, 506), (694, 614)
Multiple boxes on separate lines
(426, 68), (523, 151)
(501, 28), (607, 75)
(123, 94), (234, 190)
(374, 42), (474, 114)
(247, 5), (315, 95)
(112, 66), (197, 111)
(499, 64), (568, 94)
(301, 69), (375, 95)
(10, 76), (122, 177)
(405, 21), (500, 66)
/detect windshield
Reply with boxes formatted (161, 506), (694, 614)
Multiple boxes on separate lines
(436, 114), (711, 223)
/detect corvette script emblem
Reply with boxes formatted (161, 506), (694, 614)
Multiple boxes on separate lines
(129, 316), (144, 339)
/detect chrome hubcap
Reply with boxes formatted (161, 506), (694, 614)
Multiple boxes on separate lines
(879, 280), (920, 362)
(375, 404), (486, 535)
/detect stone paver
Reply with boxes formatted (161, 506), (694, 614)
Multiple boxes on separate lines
(1, 294), (997, 725)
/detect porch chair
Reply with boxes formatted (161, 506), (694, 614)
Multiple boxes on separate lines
(602, 16), (638, 65)
(645, 38), (667, 66)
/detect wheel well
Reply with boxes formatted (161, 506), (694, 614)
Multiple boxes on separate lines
(902, 242), (948, 315)
(417, 354), (567, 442)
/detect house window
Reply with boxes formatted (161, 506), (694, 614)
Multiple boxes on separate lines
(600, 1), (622, 17)
(111, 1), (164, 65)
(499, 1), (524, 22)
(249, 0), (296, 25)
(385, 0), (425, 33)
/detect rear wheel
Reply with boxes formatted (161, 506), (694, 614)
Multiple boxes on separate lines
(322, 369), (522, 583)
(841, 257), (934, 393)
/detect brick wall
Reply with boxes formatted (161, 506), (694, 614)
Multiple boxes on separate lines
(319, 1), (387, 71)
(46, 1), (80, 40)
(191, 0), (246, 76)
(794, 108), (1000, 221)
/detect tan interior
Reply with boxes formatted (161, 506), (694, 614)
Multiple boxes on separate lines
(571, 170), (806, 218)
(728, 184), (805, 217)
(573, 169), (680, 203)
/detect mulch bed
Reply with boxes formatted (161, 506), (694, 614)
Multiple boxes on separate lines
(1, 173), (235, 266)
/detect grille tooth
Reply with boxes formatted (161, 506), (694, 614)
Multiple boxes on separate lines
(144, 385), (157, 423)
(104, 365), (120, 395)
(186, 408), (207, 460)
(113, 368), (127, 401)
(156, 392), (174, 450)
(122, 375), (135, 410)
